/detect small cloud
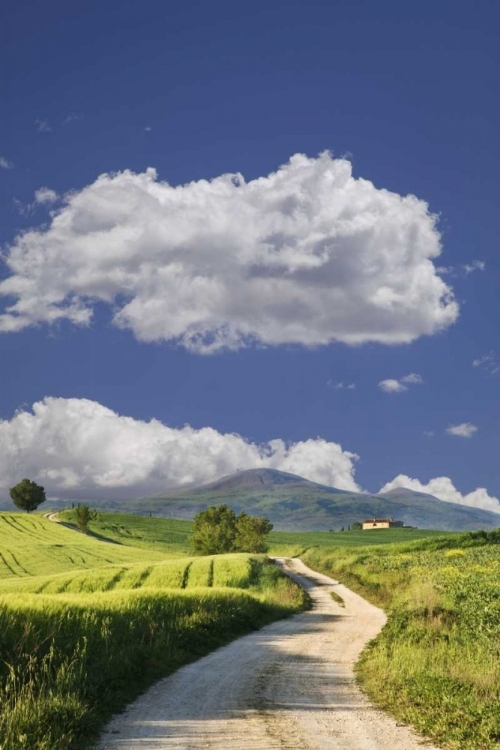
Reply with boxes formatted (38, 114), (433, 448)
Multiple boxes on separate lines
(0, 156), (14, 169)
(473, 352), (499, 375)
(423, 430), (435, 438)
(144, 126), (152, 132)
(62, 112), (82, 126)
(436, 260), (485, 277)
(400, 373), (423, 385)
(446, 422), (478, 438)
(12, 198), (32, 217)
(35, 118), (52, 133)
(463, 260), (485, 274)
(379, 373), (423, 393)
(13, 187), (60, 217)
(379, 379), (407, 393)
(34, 187), (59, 204)
(327, 380), (355, 390)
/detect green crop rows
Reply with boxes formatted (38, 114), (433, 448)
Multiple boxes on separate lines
(0, 513), (307, 749)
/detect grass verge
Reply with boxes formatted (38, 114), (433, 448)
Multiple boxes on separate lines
(0, 559), (308, 750)
(302, 530), (500, 750)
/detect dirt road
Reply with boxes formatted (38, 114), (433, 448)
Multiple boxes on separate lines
(98, 558), (438, 749)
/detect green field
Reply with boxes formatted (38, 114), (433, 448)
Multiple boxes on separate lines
(61, 511), (193, 555)
(58, 509), (448, 556)
(267, 526), (451, 556)
(0, 512), (308, 749)
(302, 530), (500, 750)
(3, 508), (496, 749)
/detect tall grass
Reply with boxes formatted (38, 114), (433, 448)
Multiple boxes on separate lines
(0, 559), (308, 750)
(302, 536), (500, 749)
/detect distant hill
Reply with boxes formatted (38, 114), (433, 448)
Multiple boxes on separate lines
(163, 468), (348, 497)
(40, 468), (500, 532)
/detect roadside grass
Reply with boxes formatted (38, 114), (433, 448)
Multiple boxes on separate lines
(0, 513), (308, 749)
(302, 530), (500, 749)
(0, 559), (308, 750)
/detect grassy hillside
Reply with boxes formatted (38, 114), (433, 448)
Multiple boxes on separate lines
(302, 530), (500, 749)
(61, 510), (192, 555)
(0, 513), (308, 749)
(0, 513), (165, 579)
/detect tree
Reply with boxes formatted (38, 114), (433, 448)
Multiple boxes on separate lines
(191, 505), (237, 554)
(351, 521), (363, 530)
(191, 505), (273, 555)
(234, 512), (273, 553)
(10, 478), (46, 513)
(74, 504), (98, 534)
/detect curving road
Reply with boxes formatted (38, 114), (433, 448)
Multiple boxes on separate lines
(98, 558), (439, 750)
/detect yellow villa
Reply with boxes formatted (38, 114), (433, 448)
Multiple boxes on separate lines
(362, 518), (404, 530)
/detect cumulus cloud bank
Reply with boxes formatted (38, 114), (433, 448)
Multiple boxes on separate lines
(380, 474), (500, 514)
(0, 153), (458, 353)
(0, 398), (359, 500)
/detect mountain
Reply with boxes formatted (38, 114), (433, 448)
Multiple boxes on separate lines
(161, 468), (348, 496)
(53, 468), (500, 532)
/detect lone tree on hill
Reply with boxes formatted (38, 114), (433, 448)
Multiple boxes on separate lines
(191, 504), (273, 555)
(74, 505), (98, 534)
(10, 478), (46, 513)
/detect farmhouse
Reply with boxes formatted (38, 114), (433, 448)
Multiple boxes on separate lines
(362, 518), (404, 530)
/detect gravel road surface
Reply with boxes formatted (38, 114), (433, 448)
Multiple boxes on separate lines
(98, 558), (439, 750)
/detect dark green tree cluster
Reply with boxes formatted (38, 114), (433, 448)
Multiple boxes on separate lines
(191, 504), (273, 555)
(9, 478), (46, 513)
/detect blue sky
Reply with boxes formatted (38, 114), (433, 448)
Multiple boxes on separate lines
(0, 0), (499, 511)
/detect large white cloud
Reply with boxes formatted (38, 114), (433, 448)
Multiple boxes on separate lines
(380, 475), (500, 514)
(0, 398), (359, 500)
(0, 153), (458, 353)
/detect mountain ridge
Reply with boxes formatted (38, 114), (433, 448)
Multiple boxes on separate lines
(130, 468), (500, 531)
(159, 468), (350, 497)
